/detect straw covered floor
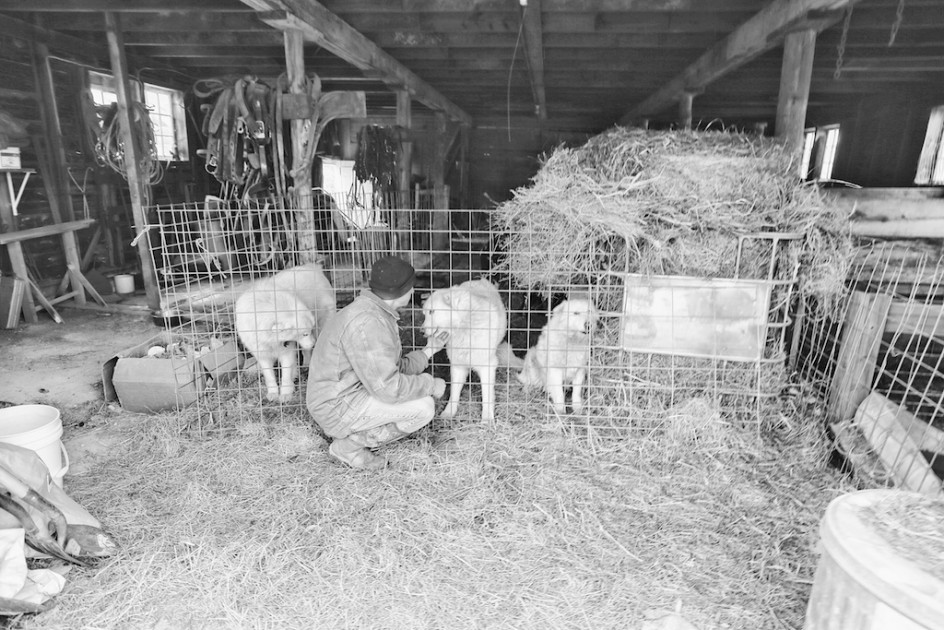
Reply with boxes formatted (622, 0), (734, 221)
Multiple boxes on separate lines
(21, 383), (856, 630)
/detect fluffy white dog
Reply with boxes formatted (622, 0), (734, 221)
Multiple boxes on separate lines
(517, 298), (598, 414)
(422, 279), (519, 421)
(234, 262), (336, 402)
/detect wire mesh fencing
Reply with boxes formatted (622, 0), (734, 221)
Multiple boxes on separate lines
(135, 196), (802, 439)
(794, 240), (944, 494)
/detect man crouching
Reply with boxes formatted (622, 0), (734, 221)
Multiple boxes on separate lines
(307, 255), (447, 470)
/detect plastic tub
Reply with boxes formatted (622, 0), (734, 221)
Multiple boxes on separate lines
(805, 489), (944, 630)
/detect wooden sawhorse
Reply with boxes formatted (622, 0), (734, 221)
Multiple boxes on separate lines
(0, 218), (106, 324)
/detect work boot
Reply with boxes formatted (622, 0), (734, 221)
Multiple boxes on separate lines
(328, 439), (386, 471)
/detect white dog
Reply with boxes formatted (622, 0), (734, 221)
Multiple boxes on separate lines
(517, 298), (598, 414)
(422, 279), (520, 421)
(234, 262), (336, 402)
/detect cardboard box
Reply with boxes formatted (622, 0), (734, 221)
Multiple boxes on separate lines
(102, 330), (243, 413)
(0, 147), (21, 170)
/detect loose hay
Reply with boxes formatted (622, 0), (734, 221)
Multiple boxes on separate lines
(23, 392), (856, 630)
(494, 126), (853, 313)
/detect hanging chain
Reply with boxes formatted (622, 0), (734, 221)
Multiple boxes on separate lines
(834, 5), (853, 79)
(889, 0), (905, 46)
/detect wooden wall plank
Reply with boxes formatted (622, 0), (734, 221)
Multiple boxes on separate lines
(828, 291), (893, 422)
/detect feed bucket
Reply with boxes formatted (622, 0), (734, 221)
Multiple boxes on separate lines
(0, 405), (69, 486)
(804, 489), (944, 630)
(114, 274), (135, 294)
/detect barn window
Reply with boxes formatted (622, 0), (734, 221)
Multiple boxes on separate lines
(801, 125), (840, 182)
(915, 105), (944, 185)
(88, 71), (189, 162)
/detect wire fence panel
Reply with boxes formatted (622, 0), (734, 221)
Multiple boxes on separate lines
(794, 240), (944, 494)
(141, 198), (801, 440)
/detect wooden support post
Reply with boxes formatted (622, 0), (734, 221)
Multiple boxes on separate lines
(775, 29), (816, 153)
(61, 230), (86, 306)
(459, 125), (470, 209)
(29, 31), (74, 223)
(284, 29), (317, 262)
(678, 92), (695, 131)
(104, 12), (160, 313)
(5, 242), (35, 323)
(395, 90), (413, 251)
(0, 175), (17, 233)
(431, 113), (449, 252)
(827, 291), (893, 422)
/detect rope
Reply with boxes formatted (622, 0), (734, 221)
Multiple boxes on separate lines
(354, 125), (398, 193)
(506, 11), (525, 142)
(67, 166), (94, 220)
(889, 0), (905, 46)
(834, 6), (853, 80)
(95, 102), (164, 185)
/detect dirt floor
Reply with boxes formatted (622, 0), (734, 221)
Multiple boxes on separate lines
(0, 307), (157, 413)
(0, 305), (160, 479)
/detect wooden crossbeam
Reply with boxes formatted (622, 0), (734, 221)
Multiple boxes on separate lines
(618, 0), (861, 124)
(0, 0), (252, 10)
(241, 0), (472, 125)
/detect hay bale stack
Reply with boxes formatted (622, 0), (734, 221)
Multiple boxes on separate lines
(494, 126), (852, 309)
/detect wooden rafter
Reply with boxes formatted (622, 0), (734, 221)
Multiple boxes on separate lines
(0, 0), (253, 11)
(618, 0), (861, 125)
(520, 0), (547, 121)
(239, 0), (472, 125)
(0, 14), (190, 82)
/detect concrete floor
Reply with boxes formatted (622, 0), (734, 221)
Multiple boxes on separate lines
(0, 304), (158, 413)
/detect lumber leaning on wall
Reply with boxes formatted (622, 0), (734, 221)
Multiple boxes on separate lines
(853, 392), (943, 496)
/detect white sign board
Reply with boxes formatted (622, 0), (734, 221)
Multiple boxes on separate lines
(620, 274), (772, 361)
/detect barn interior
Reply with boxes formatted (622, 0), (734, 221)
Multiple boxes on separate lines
(0, 0), (943, 627)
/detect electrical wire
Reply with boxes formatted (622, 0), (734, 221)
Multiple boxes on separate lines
(507, 8), (525, 143)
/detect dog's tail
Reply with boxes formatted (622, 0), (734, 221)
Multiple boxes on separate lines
(497, 341), (525, 369)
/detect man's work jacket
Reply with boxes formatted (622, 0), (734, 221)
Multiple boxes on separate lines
(306, 290), (434, 437)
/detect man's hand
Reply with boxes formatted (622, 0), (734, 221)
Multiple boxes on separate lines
(432, 378), (447, 399)
(424, 330), (449, 357)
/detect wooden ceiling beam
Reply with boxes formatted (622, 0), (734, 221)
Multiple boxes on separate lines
(618, 0), (861, 124)
(0, 13), (191, 80)
(312, 0), (778, 11)
(240, 0), (471, 125)
(125, 32), (284, 47)
(26, 13), (269, 32)
(520, 0), (548, 120)
(0, 0), (254, 11)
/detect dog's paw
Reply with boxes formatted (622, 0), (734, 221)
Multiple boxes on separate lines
(570, 402), (584, 414)
(277, 388), (295, 403)
(441, 403), (458, 419)
(550, 403), (567, 415)
(266, 389), (281, 402)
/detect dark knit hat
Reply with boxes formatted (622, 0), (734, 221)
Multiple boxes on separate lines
(369, 256), (416, 299)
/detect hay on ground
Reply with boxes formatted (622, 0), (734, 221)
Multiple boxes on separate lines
(25, 381), (856, 630)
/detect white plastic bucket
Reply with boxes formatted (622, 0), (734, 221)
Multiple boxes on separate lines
(114, 274), (135, 294)
(805, 489), (944, 630)
(0, 405), (70, 486)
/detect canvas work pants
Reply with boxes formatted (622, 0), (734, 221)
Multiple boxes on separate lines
(328, 396), (435, 468)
